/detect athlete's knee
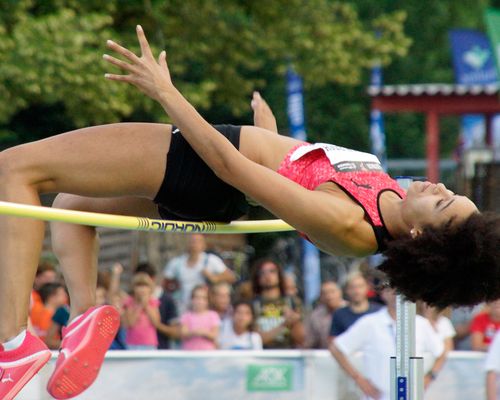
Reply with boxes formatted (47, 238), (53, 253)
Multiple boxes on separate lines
(52, 193), (85, 210)
(51, 194), (98, 254)
(0, 145), (41, 188)
(0, 148), (20, 184)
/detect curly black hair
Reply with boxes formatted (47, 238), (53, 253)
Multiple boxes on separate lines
(379, 212), (500, 309)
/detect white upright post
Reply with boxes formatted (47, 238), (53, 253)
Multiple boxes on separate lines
(390, 177), (424, 400)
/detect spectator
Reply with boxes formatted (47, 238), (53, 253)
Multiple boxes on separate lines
(163, 234), (236, 313)
(156, 291), (180, 349)
(251, 258), (304, 349)
(45, 303), (70, 350)
(122, 272), (161, 350)
(46, 266), (128, 351)
(419, 303), (455, 386)
(304, 281), (345, 349)
(180, 285), (220, 350)
(31, 282), (68, 343)
(219, 301), (263, 350)
(486, 331), (500, 400)
(102, 265), (128, 350)
(471, 299), (500, 351)
(234, 280), (253, 302)
(330, 272), (382, 338)
(30, 262), (58, 319)
(284, 272), (299, 297)
(329, 287), (444, 400)
(450, 304), (484, 350)
(135, 262), (163, 298)
(211, 282), (233, 338)
(132, 261), (180, 349)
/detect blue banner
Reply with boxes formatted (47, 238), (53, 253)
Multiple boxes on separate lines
(286, 68), (307, 142)
(286, 66), (320, 306)
(449, 29), (499, 151)
(449, 29), (498, 85)
(369, 64), (387, 170)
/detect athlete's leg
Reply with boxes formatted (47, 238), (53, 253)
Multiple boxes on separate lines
(51, 195), (161, 321)
(0, 122), (171, 341)
(239, 126), (302, 172)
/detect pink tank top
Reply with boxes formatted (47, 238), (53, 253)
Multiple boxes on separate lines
(277, 143), (406, 251)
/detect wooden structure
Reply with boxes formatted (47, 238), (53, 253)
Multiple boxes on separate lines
(369, 83), (500, 182)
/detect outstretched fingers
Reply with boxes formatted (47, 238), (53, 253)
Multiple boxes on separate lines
(106, 39), (141, 64)
(104, 26), (174, 101)
(103, 54), (136, 74)
(136, 25), (155, 59)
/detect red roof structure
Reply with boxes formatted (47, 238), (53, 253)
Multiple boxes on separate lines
(369, 83), (500, 182)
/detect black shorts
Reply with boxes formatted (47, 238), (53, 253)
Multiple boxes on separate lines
(153, 124), (249, 222)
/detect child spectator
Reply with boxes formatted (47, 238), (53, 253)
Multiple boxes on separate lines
(31, 282), (68, 343)
(30, 262), (58, 327)
(122, 272), (161, 350)
(210, 282), (233, 338)
(180, 285), (220, 350)
(471, 299), (500, 351)
(45, 303), (70, 350)
(135, 262), (163, 298)
(219, 301), (262, 350)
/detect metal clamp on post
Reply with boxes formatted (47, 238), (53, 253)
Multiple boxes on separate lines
(390, 177), (424, 400)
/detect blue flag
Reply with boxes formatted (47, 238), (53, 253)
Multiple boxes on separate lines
(369, 64), (387, 170)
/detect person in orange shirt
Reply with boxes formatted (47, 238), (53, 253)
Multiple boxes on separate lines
(30, 262), (58, 316)
(30, 282), (68, 343)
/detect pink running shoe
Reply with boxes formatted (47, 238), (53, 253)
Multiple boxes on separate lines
(47, 305), (120, 399)
(0, 331), (51, 400)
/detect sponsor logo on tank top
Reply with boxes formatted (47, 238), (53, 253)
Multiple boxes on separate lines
(290, 143), (383, 172)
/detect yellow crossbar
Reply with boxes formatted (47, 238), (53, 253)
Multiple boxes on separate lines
(0, 201), (294, 234)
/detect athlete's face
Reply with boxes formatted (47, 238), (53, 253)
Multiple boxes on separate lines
(402, 181), (478, 233)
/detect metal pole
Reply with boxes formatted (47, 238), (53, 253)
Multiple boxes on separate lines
(390, 177), (424, 400)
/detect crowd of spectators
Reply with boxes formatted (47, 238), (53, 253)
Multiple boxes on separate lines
(29, 234), (500, 398)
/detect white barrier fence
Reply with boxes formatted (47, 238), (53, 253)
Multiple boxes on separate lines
(21, 350), (486, 400)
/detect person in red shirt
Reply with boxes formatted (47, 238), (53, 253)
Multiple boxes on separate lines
(470, 299), (500, 351)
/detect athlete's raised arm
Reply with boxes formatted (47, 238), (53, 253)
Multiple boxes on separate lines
(104, 26), (374, 256)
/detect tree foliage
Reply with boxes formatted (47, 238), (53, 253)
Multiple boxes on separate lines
(0, 0), (409, 143)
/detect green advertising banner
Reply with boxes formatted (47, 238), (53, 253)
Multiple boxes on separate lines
(484, 8), (500, 76)
(246, 364), (293, 392)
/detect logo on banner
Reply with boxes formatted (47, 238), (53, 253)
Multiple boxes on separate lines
(463, 45), (491, 70)
(246, 365), (293, 391)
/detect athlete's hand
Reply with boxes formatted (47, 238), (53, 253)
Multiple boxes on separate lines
(104, 25), (173, 102)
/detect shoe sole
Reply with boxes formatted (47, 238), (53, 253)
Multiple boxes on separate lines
(2, 350), (51, 400)
(47, 306), (120, 399)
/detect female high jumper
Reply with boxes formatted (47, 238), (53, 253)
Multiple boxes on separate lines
(0, 26), (498, 400)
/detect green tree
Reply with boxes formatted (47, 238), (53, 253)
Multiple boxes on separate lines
(0, 0), (410, 144)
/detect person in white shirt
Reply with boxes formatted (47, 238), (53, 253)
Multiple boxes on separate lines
(329, 287), (444, 400)
(162, 234), (235, 313)
(419, 302), (456, 386)
(486, 330), (500, 400)
(219, 301), (263, 350)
